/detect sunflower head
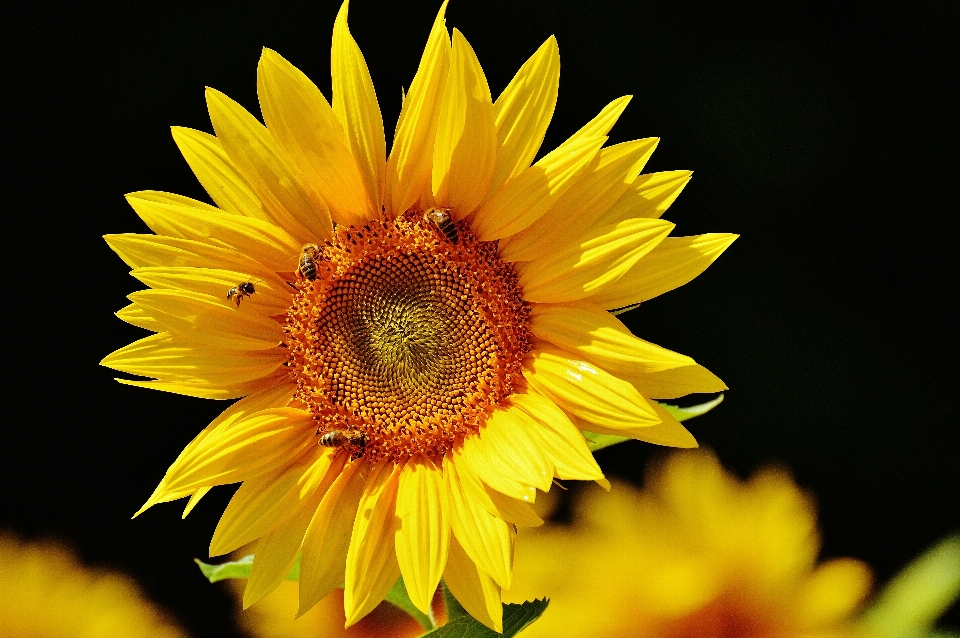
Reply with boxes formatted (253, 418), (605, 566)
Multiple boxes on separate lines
(285, 210), (531, 464)
(102, 0), (736, 631)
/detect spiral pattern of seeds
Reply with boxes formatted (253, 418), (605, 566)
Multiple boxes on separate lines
(284, 211), (531, 463)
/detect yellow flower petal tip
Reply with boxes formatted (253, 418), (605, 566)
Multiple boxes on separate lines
(104, 4), (734, 626)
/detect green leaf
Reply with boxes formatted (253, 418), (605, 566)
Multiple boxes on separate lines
(500, 599), (551, 636)
(195, 554), (254, 583)
(423, 596), (549, 637)
(583, 431), (630, 452)
(583, 394), (724, 452)
(658, 394), (724, 422)
(384, 577), (435, 631)
(194, 554), (300, 583)
(860, 533), (960, 638)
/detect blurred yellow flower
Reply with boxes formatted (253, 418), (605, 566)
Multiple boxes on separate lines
(505, 451), (872, 638)
(225, 579), (425, 638)
(0, 532), (188, 638)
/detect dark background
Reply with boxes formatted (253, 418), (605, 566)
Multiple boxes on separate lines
(4, 0), (958, 635)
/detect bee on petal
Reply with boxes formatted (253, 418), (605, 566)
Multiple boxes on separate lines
(226, 281), (256, 307)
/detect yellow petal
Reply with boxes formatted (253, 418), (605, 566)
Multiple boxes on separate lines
(591, 169), (693, 225)
(589, 233), (738, 309)
(450, 453), (543, 527)
(487, 36), (560, 197)
(431, 29), (497, 218)
(160, 407), (315, 495)
(206, 88), (332, 245)
(344, 461), (403, 626)
(134, 382), (296, 516)
(243, 454), (345, 608)
(518, 218), (674, 303)
(386, 1), (450, 215)
(471, 134), (604, 241)
(395, 460), (450, 614)
(482, 486), (544, 528)
(103, 234), (287, 288)
(126, 191), (301, 272)
(116, 303), (162, 332)
(243, 496), (317, 608)
(210, 451), (341, 557)
(473, 93), (630, 242)
(629, 363), (727, 400)
(101, 332), (284, 386)
(457, 437), (537, 504)
(530, 301), (696, 375)
(258, 48), (374, 226)
(298, 458), (368, 616)
(564, 95), (632, 140)
(127, 190), (223, 215)
(509, 392), (604, 481)
(571, 401), (698, 448)
(171, 127), (267, 218)
(332, 0), (386, 213)
(211, 463), (303, 557)
(525, 347), (661, 430)
(443, 536), (503, 633)
(127, 289), (281, 351)
(181, 487), (210, 518)
(131, 266), (290, 315)
(444, 457), (513, 589)
(645, 401), (699, 447)
(115, 373), (285, 400)
(472, 408), (553, 492)
(501, 138), (659, 261)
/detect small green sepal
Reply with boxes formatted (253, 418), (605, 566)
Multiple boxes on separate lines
(658, 394), (724, 422)
(195, 554), (300, 583)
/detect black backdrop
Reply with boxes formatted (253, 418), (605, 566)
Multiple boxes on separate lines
(4, 1), (958, 636)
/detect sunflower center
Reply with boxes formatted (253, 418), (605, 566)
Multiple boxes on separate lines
(284, 211), (531, 463)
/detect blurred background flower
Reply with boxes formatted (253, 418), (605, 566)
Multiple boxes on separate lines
(504, 450), (872, 638)
(224, 580), (424, 638)
(0, 532), (188, 638)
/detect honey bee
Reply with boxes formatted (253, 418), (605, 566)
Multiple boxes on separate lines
(298, 244), (320, 280)
(318, 430), (365, 448)
(226, 281), (256, 307)
(424, 208), (458, 244)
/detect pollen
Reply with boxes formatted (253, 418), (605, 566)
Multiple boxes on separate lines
(284, 211), (532, 463)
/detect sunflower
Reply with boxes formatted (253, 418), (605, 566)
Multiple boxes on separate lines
(0, 532), (188, 638)
(504, 451), (873, 638)
(102, 1), (735, 631)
